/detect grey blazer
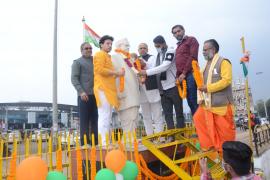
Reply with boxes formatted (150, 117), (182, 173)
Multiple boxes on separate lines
(71, 56), (94, 96)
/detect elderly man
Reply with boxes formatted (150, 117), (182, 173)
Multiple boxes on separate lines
(194, 39), (236, 152)
(71, 42), (98, 146)
(138, 43), (163, 135)
(111, 38), (140, 134)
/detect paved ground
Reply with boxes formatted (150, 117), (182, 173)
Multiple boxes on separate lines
(236, 128), (270, 157)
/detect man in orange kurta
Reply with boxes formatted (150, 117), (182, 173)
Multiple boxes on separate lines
(194, 39), (236, 152)
(93, 35), (125, 144)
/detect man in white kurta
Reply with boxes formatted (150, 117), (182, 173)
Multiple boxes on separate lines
(111, 38), (140, 133)
(138, 43), (163, 135)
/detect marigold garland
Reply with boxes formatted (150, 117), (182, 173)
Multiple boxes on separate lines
(115, 49), (131, 59)
(90, 146), (96, 180)
(134, 59), (146, 83)
(139, 154), (176, 180)
(76, 149), (83, 180)
(135, 59), (142, 71)
(119, 68), (125, 92)
(192, 60), (204, 88)
(134, 140), (142, 180)
(56, 149), (63, 171)
(176, 79), (187, 99)
(7, 152), (17, 180)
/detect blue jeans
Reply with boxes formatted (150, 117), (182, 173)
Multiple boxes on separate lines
(186, 73), (198, 115)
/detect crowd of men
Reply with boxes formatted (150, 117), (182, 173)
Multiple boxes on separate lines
(71, 24), (236, 152)
(71, 23), (263, 179)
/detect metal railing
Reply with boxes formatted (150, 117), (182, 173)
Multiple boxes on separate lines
(253, 124), (270, 156)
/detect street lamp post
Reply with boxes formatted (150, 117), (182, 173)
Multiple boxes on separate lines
(52, 0), (58, 133)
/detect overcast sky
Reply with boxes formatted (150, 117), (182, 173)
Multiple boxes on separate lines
(0, 0), (269, 110)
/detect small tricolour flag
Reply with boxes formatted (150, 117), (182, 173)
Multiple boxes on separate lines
(83, 22), (100, 48)
(241, 62), (248, 77)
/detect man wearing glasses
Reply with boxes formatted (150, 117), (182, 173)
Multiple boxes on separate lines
(194, 39), (235, 152)
(71, 42), (98, 146)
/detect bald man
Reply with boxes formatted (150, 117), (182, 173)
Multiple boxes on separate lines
(138, 43), (163, 135)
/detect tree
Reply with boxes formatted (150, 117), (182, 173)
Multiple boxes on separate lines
(266, 98), (270, 118)
(255, 100), (265, 117)
(255, 98), (270, 118)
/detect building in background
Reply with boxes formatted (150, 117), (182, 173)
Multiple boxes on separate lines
(232, 78), (254, 118)
(0, 102), (78, 130)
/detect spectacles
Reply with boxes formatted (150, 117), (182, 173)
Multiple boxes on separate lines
(84, 47), (92, 50)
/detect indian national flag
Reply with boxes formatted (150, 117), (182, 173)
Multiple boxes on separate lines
(84, 23), (100, 48)
(241, 62), (248, 77)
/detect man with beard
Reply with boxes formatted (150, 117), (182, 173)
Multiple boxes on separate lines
(194, 39), (236, 152)
(172, 25), (199, 115)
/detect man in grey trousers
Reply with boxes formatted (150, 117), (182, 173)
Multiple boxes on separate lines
(71, 42), (98, 146)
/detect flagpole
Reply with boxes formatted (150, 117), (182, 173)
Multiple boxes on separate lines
(52, 0), (58, 134)
(82, 16), (85, 42)
(240, 37), (254, 171)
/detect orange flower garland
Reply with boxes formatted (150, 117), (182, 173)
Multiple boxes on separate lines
(114, 49), (129, 93)
(135, 59), (141, 71)
(176, 79), (187, 99)
(76, 149), (83, 180)
(7, 152), (17, 180)
(56, 149), (63, 171)
(135, 59), (146, 83)
(119, 68), (125, 92)
(115, 49), (131, 59)
(134, 140), (142, 180)
(90, 146), (96, 180)
(139, 154), (177, 180)
(192, 60), (203, 88)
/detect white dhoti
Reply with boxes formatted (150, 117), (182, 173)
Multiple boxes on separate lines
(118, 107), (139, 133)
(97, 90), (112, 144)
(141, 101), (164, 135)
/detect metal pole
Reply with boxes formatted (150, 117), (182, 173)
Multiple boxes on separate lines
(52, 0), (58, 133)
(241, 37), (254, 172)
(82, 16), (85, 42)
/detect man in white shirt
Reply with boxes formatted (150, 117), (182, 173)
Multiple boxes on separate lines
(139, 35), (185, 129)
(138, 43), (163, 135)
